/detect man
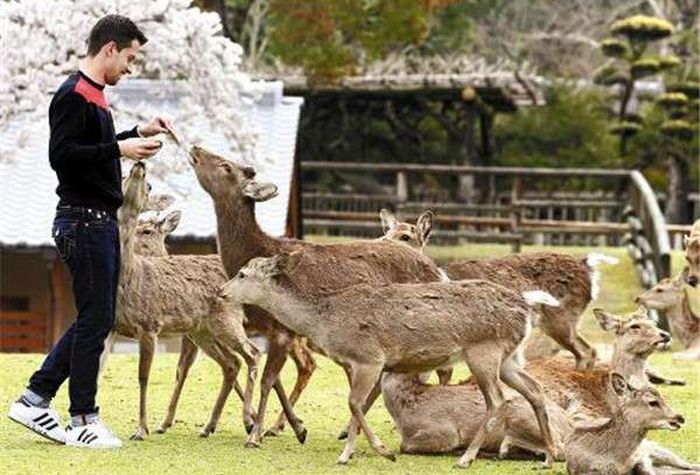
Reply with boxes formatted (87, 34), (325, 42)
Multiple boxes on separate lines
(7, 14), (174, 449)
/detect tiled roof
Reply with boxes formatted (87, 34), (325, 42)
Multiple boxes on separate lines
(0, 80), (303, 247)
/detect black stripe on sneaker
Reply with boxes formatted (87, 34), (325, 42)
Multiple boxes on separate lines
(86, 434), (98, 444)
(38, 418), (54, 427)
(32, 413), (48, 423)
(77, 428), (89, 442)
(44, 422), (59, 431)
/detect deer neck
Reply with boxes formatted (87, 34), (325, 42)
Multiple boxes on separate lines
(117, 207), (140, 274)
(255, 287), (320, 339)
(610, 346), (648, 383)
(214, 197), (278, 275)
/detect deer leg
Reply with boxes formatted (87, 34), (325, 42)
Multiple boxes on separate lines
(644, 440), (700, 471)
(499, 353), (557, 468)
(198, 342), (240, 437)
(97, 331), (116, 380)
(337, 375), (382, 440)
(131, 333), (157, 441)
(457, 345), (507, 469)
(246, 335), (305, 447)
(437, 366), (454, 385)
(157, 336), (198, 434)
(646, 367), (685, 386)
(338, 363), (393, 464)
(265, 339), (317, 437)
(542, 315), (596, 370)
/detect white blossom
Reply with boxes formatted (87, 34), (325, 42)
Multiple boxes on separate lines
(0, 0), (262, 168)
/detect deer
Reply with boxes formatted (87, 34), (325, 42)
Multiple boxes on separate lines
(220, 250), (560, 468)
(188, 145), (451, 448)
(636, 272), (700, 362)
(114, 162), (261, 441)
(379, 208), (618, 370)
(132, 207), (320, 438)
(564, 373), (686, 475)
(380, 305), (699, 472)
(684, 219), (700, 288)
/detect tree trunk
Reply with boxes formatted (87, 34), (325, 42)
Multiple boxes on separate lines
(665, 155), (691, 224)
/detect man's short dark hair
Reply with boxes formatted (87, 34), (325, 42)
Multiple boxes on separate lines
(87, 15), (147, 56)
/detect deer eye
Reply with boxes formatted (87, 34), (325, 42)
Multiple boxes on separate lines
(649, 400), (660, 408)
(142, 229), (152, 235)
(656, 288), (663, 292)
(630, 324), (640, 330)
(400, 235), (411, 242)
(237, 270), (246, 279)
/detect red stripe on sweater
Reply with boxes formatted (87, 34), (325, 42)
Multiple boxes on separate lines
(74, 77), (108, 109)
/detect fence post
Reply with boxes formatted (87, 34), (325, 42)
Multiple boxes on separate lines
(510, 176), (522, 253)
(396, 171), (409, 203)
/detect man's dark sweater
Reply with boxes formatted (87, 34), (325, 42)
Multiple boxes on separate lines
(49, 70), (138, 214)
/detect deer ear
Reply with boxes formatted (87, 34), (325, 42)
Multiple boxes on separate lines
(416, 210), (434, 246)
(145, 194), (175, 212)
(379, 209), (398, 232)
(159, 210), (181, 234)
(593, 308), (622, 332)
(610, 373), (630, 397)
(242, 180), (278, 202)
(635, 305), (651, 319)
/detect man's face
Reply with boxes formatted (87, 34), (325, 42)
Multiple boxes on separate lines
(104, 39), (140, 86)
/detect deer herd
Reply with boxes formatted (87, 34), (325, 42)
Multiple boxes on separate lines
(103, 145), (700, 474)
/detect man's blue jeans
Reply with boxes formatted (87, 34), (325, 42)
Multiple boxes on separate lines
(28, 206), (120, 416)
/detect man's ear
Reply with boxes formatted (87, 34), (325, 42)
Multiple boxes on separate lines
(379, 209), (398, 233)
(145, 194), (175, 212)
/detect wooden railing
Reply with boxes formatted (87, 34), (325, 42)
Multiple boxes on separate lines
(300, 161), (679, 287)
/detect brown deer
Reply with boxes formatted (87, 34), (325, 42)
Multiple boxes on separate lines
(684, 220), (700, 287)
(220, 251), (560, 468)
(188, 146), (448, 448)
(564, 373), (685, 475)
(380, 305), (698, 472)
(379, 209), (617, 370)
(636, 272), (700, 361)
(115, 162), (260, 440)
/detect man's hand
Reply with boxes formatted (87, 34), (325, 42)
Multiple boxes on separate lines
(119, 138), (162, 160)
(138, 116), (176, 138)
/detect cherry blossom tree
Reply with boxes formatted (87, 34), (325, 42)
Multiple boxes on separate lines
(0, 0), (264, 171)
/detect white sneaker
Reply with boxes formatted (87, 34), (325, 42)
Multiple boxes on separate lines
(8, 400), (66, 444)
(66, 419), (122, 449)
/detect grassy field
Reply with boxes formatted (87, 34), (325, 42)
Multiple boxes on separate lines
(1, 243), (698, 474)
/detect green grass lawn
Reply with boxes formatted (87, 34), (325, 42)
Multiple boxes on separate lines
(1, 243), (698, 474)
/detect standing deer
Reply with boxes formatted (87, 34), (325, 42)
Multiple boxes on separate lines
(114, 162), (260, 440)
(220, 251), (560, 468)
(188, 146), (449, 447)
(636, 273), (700, 361)
(380, 209), (617, 370)
(564, 373), (685, 475)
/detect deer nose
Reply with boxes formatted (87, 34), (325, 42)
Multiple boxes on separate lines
(688, 275), (698, 287)
(660, 331), (671, 342)
(676, 415), (685, 424)
(634, 296), (641, 303)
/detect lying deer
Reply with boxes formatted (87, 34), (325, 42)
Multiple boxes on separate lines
(381, 306), (698, 472)
(564, 373), (686, 475)
(684, 219), (700, 288)
(380, 209), (618, 370)
(221, 251), (560, 468)
(636, 272), (700, 361)
(115, 162), (260, 440)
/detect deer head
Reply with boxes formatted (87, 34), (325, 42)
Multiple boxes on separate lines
(635, 274), (685, 312)
(380, 209), (434, 252)
(134, 210), (182, 257)
(593, 306), (671, 356)
(188, 145), (278, 204)
(220, 254), (286, 304)
(609, 373), (684, 432)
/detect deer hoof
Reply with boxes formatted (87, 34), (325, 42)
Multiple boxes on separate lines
(295, 426), (307, 444)
(263, 427), (280, 437)
(244, 440), (260, 449)
(245, 423), (255, 435)
(337, 429), (349, 440)
(129, 432), (145, 441)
